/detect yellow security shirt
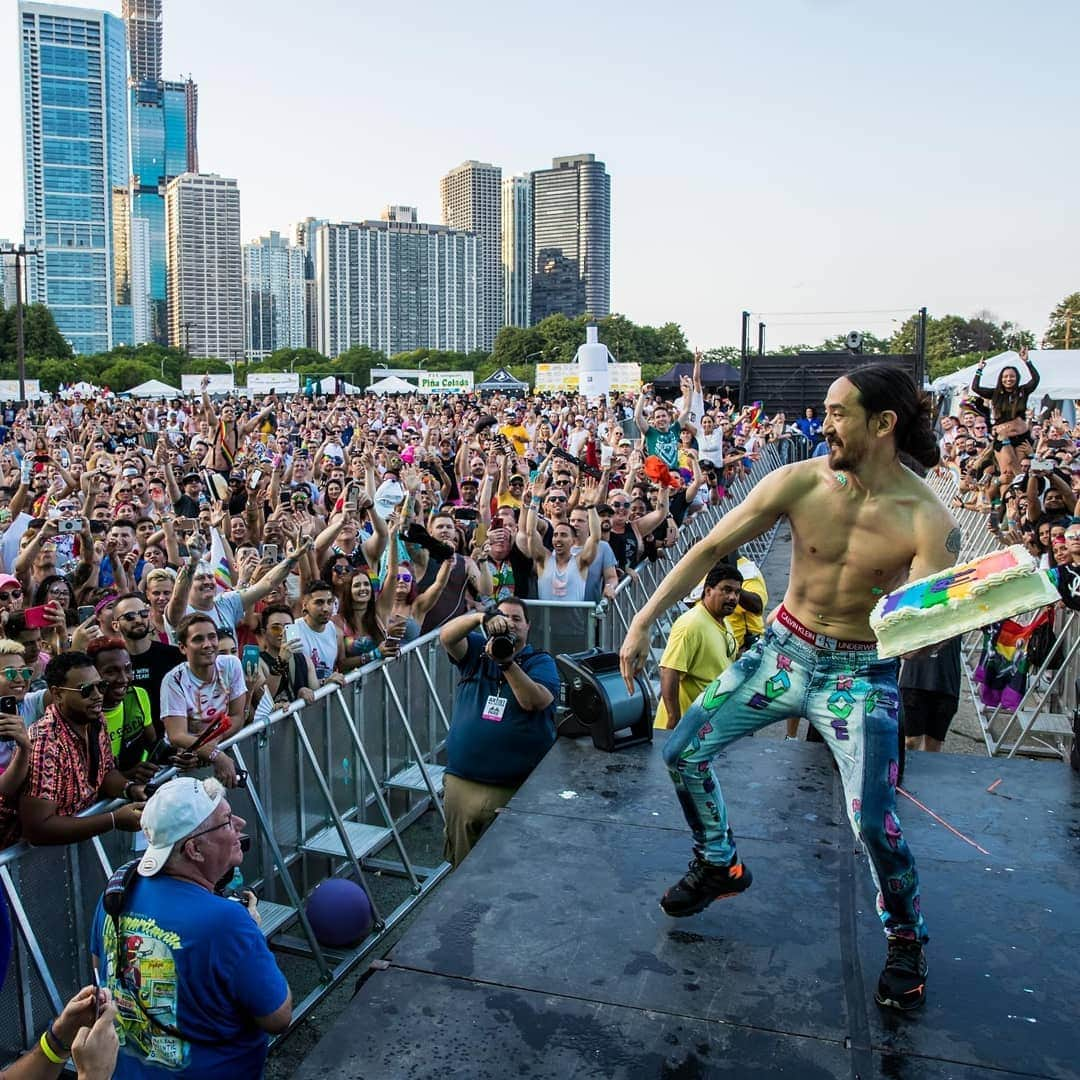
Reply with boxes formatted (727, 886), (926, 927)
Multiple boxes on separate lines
(654, 602), (736, 729)
(726, 556), (767, 651)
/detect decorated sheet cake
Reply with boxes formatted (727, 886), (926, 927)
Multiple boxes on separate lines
(870, 545), (1060, 659)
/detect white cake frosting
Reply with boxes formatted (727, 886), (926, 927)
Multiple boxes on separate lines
(870, 545), (1060, 659)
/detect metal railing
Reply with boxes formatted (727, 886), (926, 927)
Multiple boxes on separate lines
(0, 438), (803, 1058)
(923, 466), (1076, 760)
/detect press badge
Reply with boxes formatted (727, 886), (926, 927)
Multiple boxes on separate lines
(482, 695), (508, 722)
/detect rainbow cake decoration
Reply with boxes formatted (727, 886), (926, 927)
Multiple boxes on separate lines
(870, 545), (1060, 659)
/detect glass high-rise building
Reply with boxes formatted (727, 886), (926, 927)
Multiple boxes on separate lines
(124, 0), (198, 343)
(530, 153), (610, 324)
(315, 208), (478, 359)
(19, 2), (131, 355)
(440, 160), (501, 351)
(243, 231), (307, 361)
(501, 174), (532, 329)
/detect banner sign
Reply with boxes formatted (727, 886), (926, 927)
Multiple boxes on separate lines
(417, 371), (474, 393)
(181, 374), (236, 396)
(0, 380), (43, 400)
(534, 363), (641, 394)
(246, 372), (300, 395)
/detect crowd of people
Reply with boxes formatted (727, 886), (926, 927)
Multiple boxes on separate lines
(0, 361), (805, 1076)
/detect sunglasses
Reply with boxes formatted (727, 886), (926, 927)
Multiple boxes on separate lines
(397, 573), (414, 584)
(331, 564), (350, 574)
(0, 590), (23, 602)
(117, 609), (151, 621)
(610, 501), (630, 509)
(547, 496), (567, 504)
(57, 680), (109, 698)
(2, 667), (32, 682)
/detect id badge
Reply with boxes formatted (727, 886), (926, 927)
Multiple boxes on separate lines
(482, 694), (508, 722)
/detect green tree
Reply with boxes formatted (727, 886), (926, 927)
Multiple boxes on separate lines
(701, 346), (742, 367)
(818, 331), (893, 354)
(99, 359), (159, 391)
(0, 303), (74, 365)
(1043, 292), (1080, 349)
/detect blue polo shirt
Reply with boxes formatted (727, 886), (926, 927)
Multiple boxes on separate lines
(445, 634), (560, 787)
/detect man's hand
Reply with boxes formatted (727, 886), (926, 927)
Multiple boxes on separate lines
(113, 802), (145, 831)
(619, 621), (651, 695)
(213, 752), (239, 788)
(239, 889), (262, 927)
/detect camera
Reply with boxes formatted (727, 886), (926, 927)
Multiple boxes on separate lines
(484, 612), (517, 663)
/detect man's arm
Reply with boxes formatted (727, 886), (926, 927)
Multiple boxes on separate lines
(501, 655), (554, 711)
(166, 553), (198, 627)
(253, 988), (293, 1036)
(238, 539), (309, 609)
(439, 610), (485, 662)
(620, 463), (800, 690)
(658, 666), (683, 731)
(907, 500), (962, 582)
(576, 507), (602, 572)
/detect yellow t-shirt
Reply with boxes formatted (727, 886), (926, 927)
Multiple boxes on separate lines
(726, 557), (767, 651)
(654, 602), (737, 729)
(499, 424), (529, 456)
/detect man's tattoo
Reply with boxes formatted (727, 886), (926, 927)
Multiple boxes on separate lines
(945, 527), (962, 554)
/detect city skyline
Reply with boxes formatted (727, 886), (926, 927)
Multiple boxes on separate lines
(2, 1), (1077, 350)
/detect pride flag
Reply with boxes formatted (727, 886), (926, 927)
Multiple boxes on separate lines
(973, 609), (1052, 711)
(744, 401), (764, 428)
(209, 529), (232, 592)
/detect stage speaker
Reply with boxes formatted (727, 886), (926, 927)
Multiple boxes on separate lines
(556, 649), (654, 752)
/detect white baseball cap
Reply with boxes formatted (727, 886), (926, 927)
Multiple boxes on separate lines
(137, 777), (224, 877)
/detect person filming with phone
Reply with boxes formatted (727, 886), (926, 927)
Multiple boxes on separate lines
(438, 598), (560, 868)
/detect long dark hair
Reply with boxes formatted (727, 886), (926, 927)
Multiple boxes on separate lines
(338, 573), (381, 643)
(847, 364), (939, 468)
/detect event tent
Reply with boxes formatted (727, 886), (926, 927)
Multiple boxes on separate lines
(653, 362), (741, 392)
(477, 367), (529, 393)
(930, 350), (1080, 400)
(59, 381), (100, 399)
(128, 379), (180, 398)
(367, 375), (416, 396)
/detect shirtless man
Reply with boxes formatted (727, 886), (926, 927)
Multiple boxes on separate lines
(200, 376), (276, 474)
(620, 365), (957, 1013)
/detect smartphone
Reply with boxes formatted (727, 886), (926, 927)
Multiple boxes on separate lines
(57, 517), (85, 534)
(0, 696), (17, 715)
(248, 469), (262, 491)
(261, 543), (278, 563)
(91, 968), (102, 1022)
(23, 606), (51, 630)
(241, 644), (261, 678)
(176, 517), (199, 531)
(283, 623), (301, 646)
(345, 486), (359, 512)
(77, 604), (96, 622)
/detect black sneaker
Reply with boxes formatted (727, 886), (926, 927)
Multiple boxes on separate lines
(660, 857), (752, 917)
(875, 938), (928, 1012)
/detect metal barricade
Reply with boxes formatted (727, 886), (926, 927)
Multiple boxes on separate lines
(0, 438), (803, 1058)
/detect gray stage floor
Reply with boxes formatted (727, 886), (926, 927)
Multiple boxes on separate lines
(294, 735), (1080, 1080)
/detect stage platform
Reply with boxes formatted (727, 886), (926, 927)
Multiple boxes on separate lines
(295, 735), (1080, 1080)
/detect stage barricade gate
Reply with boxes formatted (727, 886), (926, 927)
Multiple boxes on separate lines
(0, 441), (803, 1057)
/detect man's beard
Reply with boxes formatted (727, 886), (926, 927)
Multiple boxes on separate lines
(125, 622), (151, 642)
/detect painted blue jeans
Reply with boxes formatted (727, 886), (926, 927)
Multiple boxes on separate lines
(662, 621), (926, 942)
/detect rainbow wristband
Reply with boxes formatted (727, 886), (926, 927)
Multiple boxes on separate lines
(39, 1030), (66, 1065)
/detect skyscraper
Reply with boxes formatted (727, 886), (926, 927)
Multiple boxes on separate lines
(124, 0), (198, 343)
(440, 160), (501, 351)
(295, 217), (326, 351)
(19, 2), (131, 355)
(165, 173), (243, 361)
(243, 231), (306, 361)
(315, 208), (478, 359)
(501, 175), (532, 329)
(121, 0), (161, 82)
(530, 153), (611, 324)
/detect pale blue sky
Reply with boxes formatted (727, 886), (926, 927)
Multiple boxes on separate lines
(2, 0), (1076, 348)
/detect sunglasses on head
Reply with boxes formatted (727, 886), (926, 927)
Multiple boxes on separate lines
(2, 667), (32, 682)
(57, 680), (109, 699)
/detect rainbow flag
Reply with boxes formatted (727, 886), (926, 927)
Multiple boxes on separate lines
(745, 401), (764, 428)
(973, 609), (1052, 711)
(209, 530), (232, 592)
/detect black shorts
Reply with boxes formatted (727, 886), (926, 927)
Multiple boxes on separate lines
(901, 688), (959, 741)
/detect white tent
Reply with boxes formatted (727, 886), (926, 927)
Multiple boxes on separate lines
(314, 376), (363, 395)
(930, 349), (1080, 400)
(60, 381), (99, 399)
(128, 379), (180, 398)
(367, 375), (416, 396)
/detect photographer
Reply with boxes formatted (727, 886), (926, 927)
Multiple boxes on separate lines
(439, 599), (560, 868)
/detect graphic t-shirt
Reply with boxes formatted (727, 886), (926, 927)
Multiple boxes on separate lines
(90, 876), (288, 1078)
(130, 642), (184, 730)
(104, 686), (154, 771)
(645, 423), (681, 468)
(294, 619), (339, 681)
(159, 656), (245, 738)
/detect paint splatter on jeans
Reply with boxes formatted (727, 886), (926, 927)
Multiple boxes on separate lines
(662, 622), (926, 942)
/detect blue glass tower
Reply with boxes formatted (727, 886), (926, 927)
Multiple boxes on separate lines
(20, 3), (131, 355)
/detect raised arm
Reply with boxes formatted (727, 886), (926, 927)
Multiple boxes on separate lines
(620, 463), (798, 690)
(575, 506), (602, 572)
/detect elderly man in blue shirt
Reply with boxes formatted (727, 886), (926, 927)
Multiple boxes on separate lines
(439, 598), (561, 867)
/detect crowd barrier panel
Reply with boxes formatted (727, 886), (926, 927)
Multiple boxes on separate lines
(925, 466), (1075, 760)
(0, 438), (803, 1058)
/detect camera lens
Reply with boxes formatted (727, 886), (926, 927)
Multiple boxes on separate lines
(489, 633), (516, 663)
